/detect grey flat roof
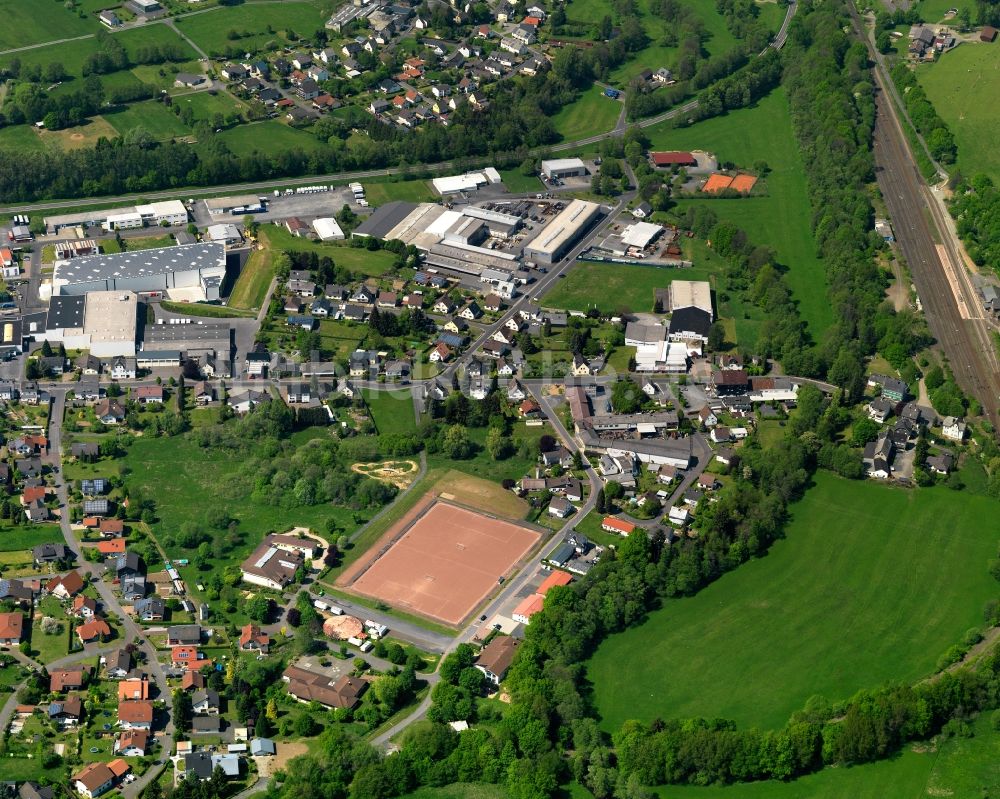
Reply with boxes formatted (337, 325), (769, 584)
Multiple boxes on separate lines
(47, 296), (85, 329)
(55, 243), (224, 284)
(353, 201), (418, 239)
(146, 322), (231, 343)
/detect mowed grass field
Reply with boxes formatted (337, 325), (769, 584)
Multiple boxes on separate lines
(105, 100), (192, 139)
(551, 87), (622, 141)
(121, 432), (366, 556)
(0, 0), (99, 49)
(217, 120), (328, 155)
(363, 179), (436, 206)
(542, 262), (716, 314)
(658, 715), (1000, 798)
(654, 89), (834, 337)
(261, 226), (400, 275)
(175, 1), (332, 57)
(589, 473), (1000, 731)
(0, 24), (197, 83)
(918, 43), (1000, 182)
(362, 389), (418, 436)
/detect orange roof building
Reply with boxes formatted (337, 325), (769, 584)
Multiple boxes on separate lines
(512, 594), (544, 623)
(172, 645), (201, 668)
(601, 517), (636, 536)
(117, 678), (149, 701)
(538, 570), (573, 594)
(21, 486), (46, 504)
(76, 618), (111, 644)
(97, 539), (127, 556)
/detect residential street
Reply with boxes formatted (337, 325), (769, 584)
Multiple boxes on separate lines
(45, 389), (176, 796)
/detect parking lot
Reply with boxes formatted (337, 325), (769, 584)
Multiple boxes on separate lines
(192, 187), (366, 227)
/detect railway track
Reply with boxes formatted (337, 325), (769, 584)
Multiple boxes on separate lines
(871, 87), (1000, 427)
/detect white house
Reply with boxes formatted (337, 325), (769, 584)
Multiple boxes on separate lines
(941, 416), (967, 442)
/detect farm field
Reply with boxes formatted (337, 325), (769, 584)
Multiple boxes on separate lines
(551, 87), (622, 141)
(918, 43), (1000, 182)
(0, 37), (102, 79)
(363, 179), (436, 206)
(542, 261), (716, 314)
(0, 125), (48, 153)
(658, 715), (1000, 798)
(0, 0), (99, 49)
(589, 473), (1000, 731)
(175, 2), (333, 57)
(651, 89), (834, 337)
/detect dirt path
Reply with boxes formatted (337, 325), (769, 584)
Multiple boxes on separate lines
(351, 460), (419, 489)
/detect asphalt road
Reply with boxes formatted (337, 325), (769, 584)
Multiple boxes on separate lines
(0, 1), (800, 218)
(46, 389), (176, 796)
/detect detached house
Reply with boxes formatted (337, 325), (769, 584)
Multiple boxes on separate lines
(118, 700), (153, 730)
(475, 635), (519, 685)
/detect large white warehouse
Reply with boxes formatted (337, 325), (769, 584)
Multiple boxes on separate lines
(52, 243), (227, 301)
(523, 199), (602, 265)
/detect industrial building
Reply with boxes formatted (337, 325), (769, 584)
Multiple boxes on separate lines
(523, 199), (602, 265)
(143, 320), (232, 358)
(667, 280), (713, 319)
(540, 158), (587, 180)
(52, 243), (227, 301)
(203, 195), (265, 216)
(620, 222), (664, 250)
(41, 291), (139, 357)
(312, 218), (345, 241)
(44, 201), (188, 235)
(205, 224), (243, 246)
(0, 318), (24, 358)
(431, 168), (502, 195)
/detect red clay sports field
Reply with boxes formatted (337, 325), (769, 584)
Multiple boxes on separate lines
(344, 499), (540, 626)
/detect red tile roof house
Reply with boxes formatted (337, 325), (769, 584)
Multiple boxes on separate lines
(20, 485), (46, 505)
(118, 699), (154, 730)
(50, 666), (88, 693)
(76, 618), (111, 645)
(240, 623), (270, 653)
(71, 594), (98, 618)
(96, 539), (127, 557)
(172, 645), (202, 669)
(650, 150), (697, 168)
(73, 758), (131, 798)
(115, 728), (149, 757)
(601, 517), (636, 536)
(133, 385), (163, 404)
(47, 570), (85, 599)
(0, 612), (24, 645)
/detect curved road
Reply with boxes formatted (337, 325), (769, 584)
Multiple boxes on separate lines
(0, 0), (798, 217)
